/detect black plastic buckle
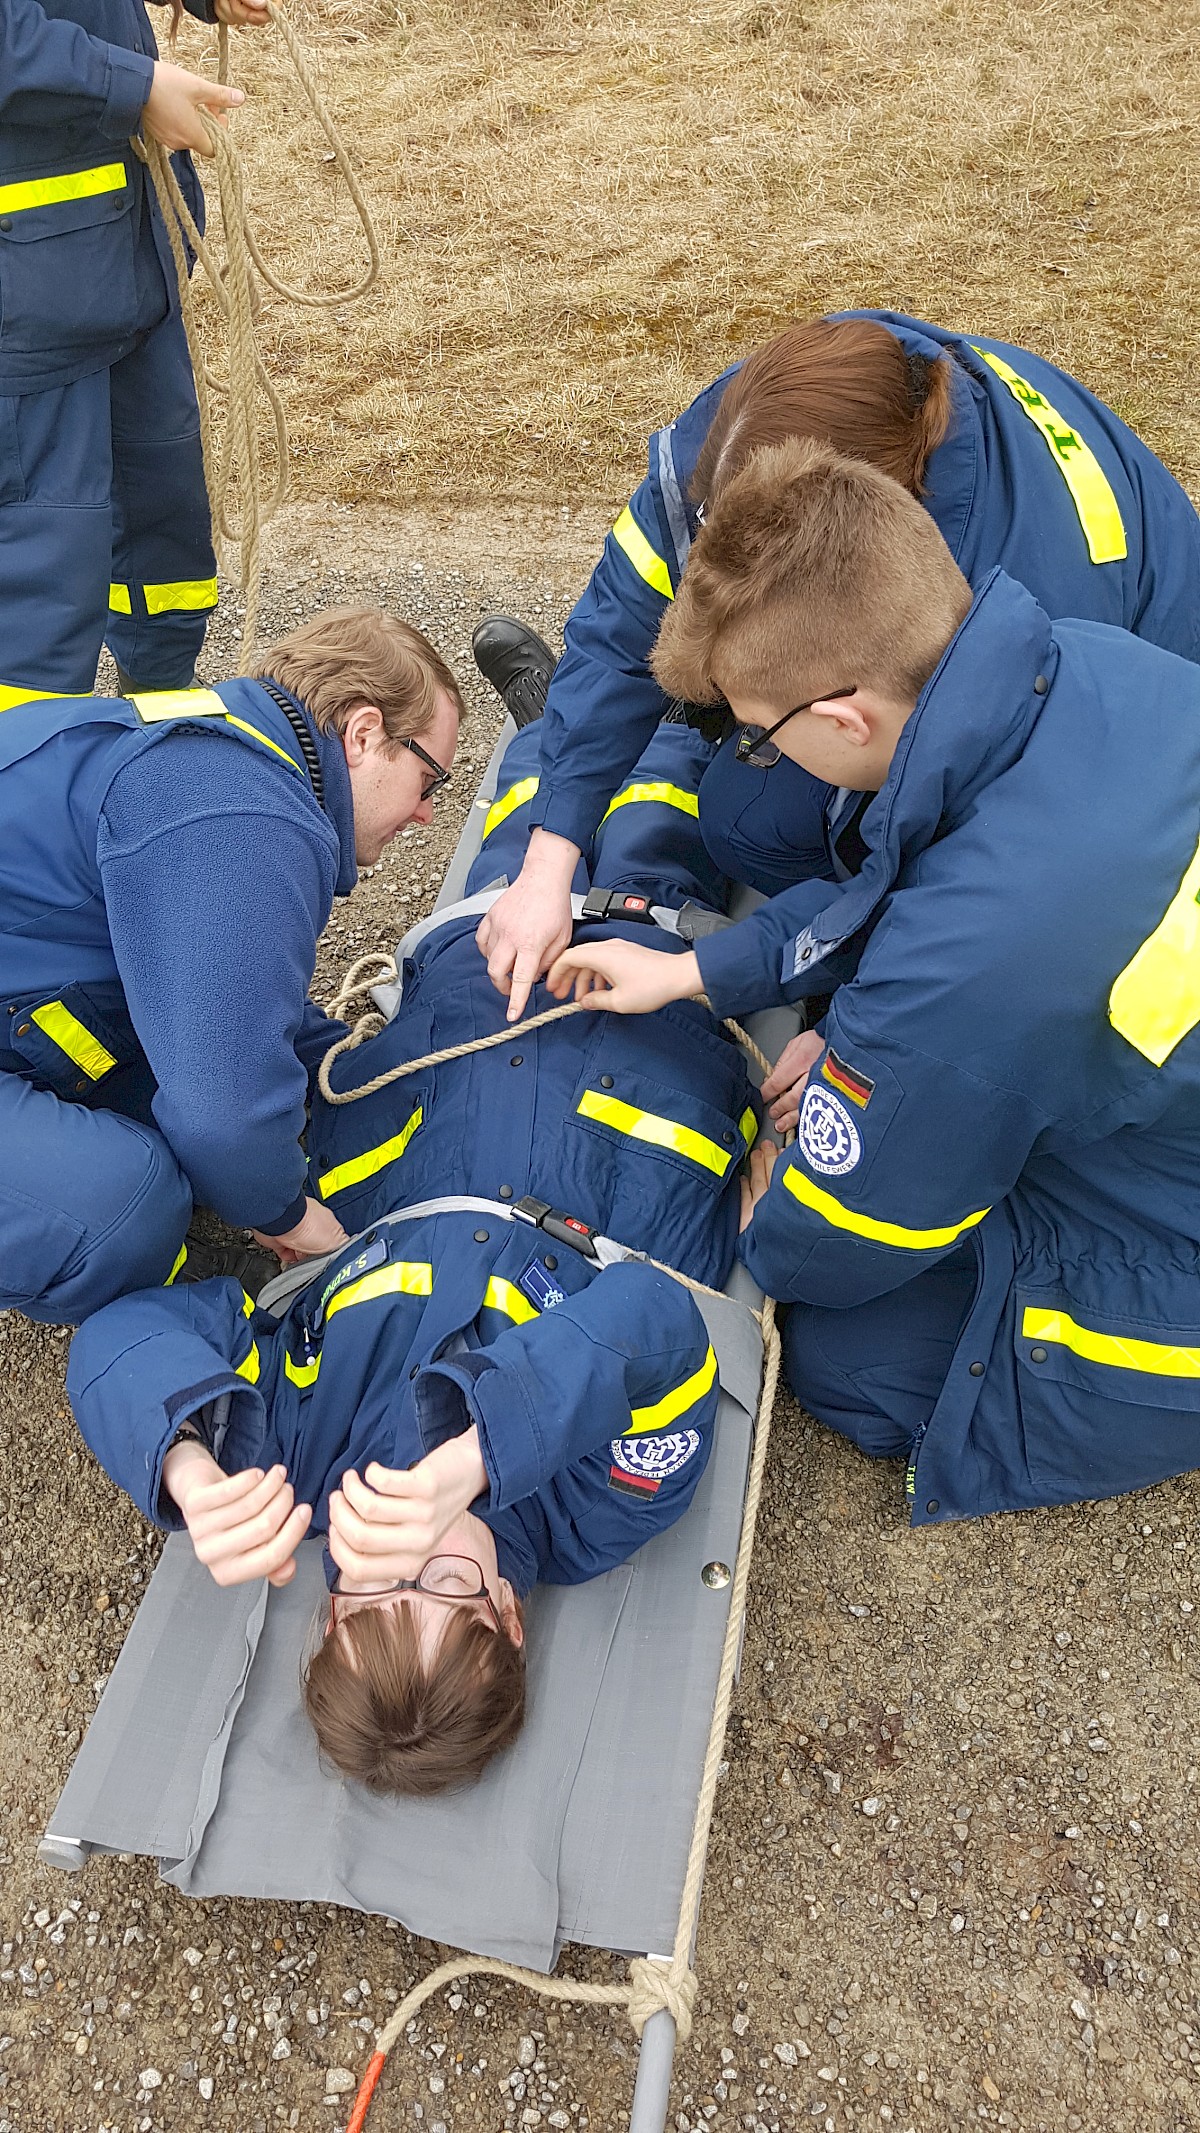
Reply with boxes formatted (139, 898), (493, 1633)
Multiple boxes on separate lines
(513, 1195), (600, 1259)
(579, 887), (658, 925)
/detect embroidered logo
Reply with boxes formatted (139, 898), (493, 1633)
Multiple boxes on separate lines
(821, 1046), (875, 1110)
(608, 1428), (702, 1498)
(798, 1084), (862, 1176)
(518, 1258), (568, 1311)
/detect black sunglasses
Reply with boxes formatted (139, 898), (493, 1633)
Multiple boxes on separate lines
(401, 735), (452, 799)
(735, 687), (858, 769)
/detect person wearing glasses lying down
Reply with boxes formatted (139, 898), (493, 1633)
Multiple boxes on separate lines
(66, 717), (765, 1796)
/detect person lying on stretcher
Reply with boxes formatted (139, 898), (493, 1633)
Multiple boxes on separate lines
(67, 720), (765, 1796)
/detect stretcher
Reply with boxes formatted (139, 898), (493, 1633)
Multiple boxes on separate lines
(41, 721), (799, 2132)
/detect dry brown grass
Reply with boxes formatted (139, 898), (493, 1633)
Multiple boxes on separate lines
(173, 0), (1200, 509)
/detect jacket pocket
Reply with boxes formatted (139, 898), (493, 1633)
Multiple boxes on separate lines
(1014, 1283), (1200, 1504)
(8, 984), (138, 1102)
(0, 161), (139, 359)
(0, 1180), (84, 1309)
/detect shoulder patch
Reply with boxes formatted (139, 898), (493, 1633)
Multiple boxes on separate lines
(821, 1046), (875, 1109)
(608, 1428), (702, 1497)
(518, 1257), (568, 1312)
(798, 1083), (862, 1177)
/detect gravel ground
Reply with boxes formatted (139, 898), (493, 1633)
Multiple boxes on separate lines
(1, 505), (1197, 2133)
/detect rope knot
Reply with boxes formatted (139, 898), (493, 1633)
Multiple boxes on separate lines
(626, 1957), (698, 2042)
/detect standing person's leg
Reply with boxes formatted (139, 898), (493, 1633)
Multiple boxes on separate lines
(0, 1076), (192, 1324)
(0, 376), (114, 706)
(698, 734), (838, 895)
(105, 308), (217, 692)
(783, 1247), (978, 1459)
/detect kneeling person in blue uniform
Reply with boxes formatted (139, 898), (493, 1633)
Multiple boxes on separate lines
(548, 441), (1200, 1524)
(66, 722), (756, 1795)
(0, 608), (462, 1323)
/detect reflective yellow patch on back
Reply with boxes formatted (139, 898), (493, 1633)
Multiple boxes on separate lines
(973, 346), (1127, 565)
(30, 1001), (117, 1080)
(1108, 833), (1200, 1066)
(783, 1165), (990, 1250)
(318, 1107), (424, 1200)
(108, 583), (133, 615)
(0, 161), (126, 215)
(323, 1260), (433, 1322)
(483, 776), (539, 840)
(577, 1089), (737, 1177)
(144, 578), (219, 616)
(1022, 1305), (1200, 1380)
(130, 689), (227, 722)
(599, 781), (700, 826)
(483, 1276), (540, 1325)
(0, 682), (65, 711)
(626, 1344), (718, 1434)
(612, 506), (674, 600)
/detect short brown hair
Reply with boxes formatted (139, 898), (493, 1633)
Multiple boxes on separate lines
(652, 438), (972, 710)
(692, 318), (954, 506)
(303, 1600), (527, 1797)
(249, 607), (466, 748)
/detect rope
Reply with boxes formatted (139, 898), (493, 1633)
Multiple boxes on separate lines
(138, 5), (380, 656)
(325, 950), (789, 2127)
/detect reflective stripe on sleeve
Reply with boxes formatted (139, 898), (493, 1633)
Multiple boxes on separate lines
(972, 346), (1127, 565)
(108, 584), (133, 615)
(611, 505), (675, 600)
(483, 1276), (539, 1325)
(625, 1343), (717, 1434)
(482, 776), (539, 840)
(782, 1164), (990, 1249)
(0, 682), (64, 711)
(0, 161), (126, 214)
(1108, 832), (1200, 1066)
(30, 1001), (117, 1080)
(323, 1260), (433, 1322)
(110, 580), (220, 617)
(577, 1089), (740, 1177)
(318, 1106), (423, 1200)
(1022, 1305), (1200, 1380)
(599, 781), (700, 826)
(236, 1342), (261, 1385)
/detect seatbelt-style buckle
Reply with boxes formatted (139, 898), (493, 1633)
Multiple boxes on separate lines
(513, 1195), (600, 1259)
(674, 900), (734, 943)
(578, 887), (658, 925)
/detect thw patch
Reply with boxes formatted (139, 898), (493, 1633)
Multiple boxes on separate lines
(608, 1428), (702, 1498)
(798, 1084), (862, 1176)
(518, 1257), (568, 1311)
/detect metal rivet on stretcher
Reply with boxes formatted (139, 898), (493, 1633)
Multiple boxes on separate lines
(600, 1074), (614, 1089)
(926, 1499), (940, 1514)
(969, 1361), (985, 1376)
(701, 1561), (731, 1588)
(1030, 1346), (1048, 1363)
(473, 1229), (489, 1243)
(498, 1184), (513, 1200)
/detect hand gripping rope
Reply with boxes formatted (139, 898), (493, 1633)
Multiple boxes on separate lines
(318, 955), (789, 2131)
(134, 6), (380, 655)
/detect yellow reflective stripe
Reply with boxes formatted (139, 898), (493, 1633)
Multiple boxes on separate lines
(483, 1275), (539, 1325)
(577, 1088), (736, 1178)
(626, 1344), (718, 1435)
(783, 1164), (990, 1250)
(324, 1260), (434, 1322)
(739, 1106), (757, 1147)
(972, 347), (1127, 565)
(0, 161), (126, 215)
(1108, 832), (1200, 1066)
(284, 1351), (321, 1388)
(318, 1106), (423, 1199)
(483, 776), (539, 840)
(599, 781), (700, 826)
(30, 1001), (117, 1080)
(164, 1242), (188, 1287)
(0, 682), (64, 711)
(130, 688), (227, 722)
(108, 583), (132, 616)
(1023, 1305), (1200, 1381)
(612, 505), (674, 600)
(219, 713), (302, 774)
(144, 578), (219, 616)
(236, 1342), (261, 1385)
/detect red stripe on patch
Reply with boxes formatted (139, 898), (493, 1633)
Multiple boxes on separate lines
(608, 1466), (660, 1498)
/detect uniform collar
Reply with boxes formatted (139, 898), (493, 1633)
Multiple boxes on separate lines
(257, 678), (359, 897)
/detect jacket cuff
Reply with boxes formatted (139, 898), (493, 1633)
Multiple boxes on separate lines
(695, 916), (783, 1019)
(102, 47), (154, 139)
(527, 782), (604, 851)
(251, 1189), (308, 1238)
(415, 1355), (544, 1509)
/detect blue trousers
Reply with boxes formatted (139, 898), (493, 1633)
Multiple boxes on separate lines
(0, 305), (216, 702)
(783, 1247), (977, 1459)
(698, 736), (837, 895)
(0, 1072), (191, 1324)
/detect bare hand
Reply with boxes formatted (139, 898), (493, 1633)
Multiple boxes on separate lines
(476, 832), (581, 1023)
(544, 939), (702, 1016)
(328, 1433), (488, 1585)
(760, 1029), (825, 1134)
(162, 1444), (312, 1588)
(143, 61), (246, 155)
(739, 1141), (778, 1231)
(251, 1196), (349, 1268)
(213, 0), (271, 24)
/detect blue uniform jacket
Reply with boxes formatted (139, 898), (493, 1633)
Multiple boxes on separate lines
(740, 569), (1200, 1521)
(65, 1222), (721, 1595)
(529, 310), (1200, 853)
(0, 0), (213, 393)
(0, 680), (355, 1232)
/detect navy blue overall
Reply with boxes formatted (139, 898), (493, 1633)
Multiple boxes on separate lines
(0, 0), (217, 704)
(527, 312), (1200, 895)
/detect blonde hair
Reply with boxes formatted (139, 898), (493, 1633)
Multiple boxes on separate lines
(250, 607), (466, 749)
(653, 437), (971, 710)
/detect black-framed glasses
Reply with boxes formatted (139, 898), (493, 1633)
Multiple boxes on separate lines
(735, 686), (858, 769)
(401, 735), (452, 801)
(330, 1554), (501, 1631)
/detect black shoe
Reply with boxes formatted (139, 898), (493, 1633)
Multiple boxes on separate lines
(472, 615), (556, 729)
(174, 1234), (279, 1298)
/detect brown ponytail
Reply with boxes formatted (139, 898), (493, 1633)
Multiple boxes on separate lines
(691, 318), (954, 506)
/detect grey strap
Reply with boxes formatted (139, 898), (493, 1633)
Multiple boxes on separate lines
(373, 891), (683, 1018)
(655, 426), (693, 579)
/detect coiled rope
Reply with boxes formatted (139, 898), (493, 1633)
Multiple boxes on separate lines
(136, 4), (380, 655)
(319, 951), (787, 2129)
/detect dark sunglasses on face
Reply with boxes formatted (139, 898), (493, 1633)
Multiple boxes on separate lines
(401, 735), (452, 799)
(734, 687), (859, 769)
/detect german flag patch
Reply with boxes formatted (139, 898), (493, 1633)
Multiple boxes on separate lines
(608, 1465), (661, 1498)
(821, 1047), (875, 1109)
